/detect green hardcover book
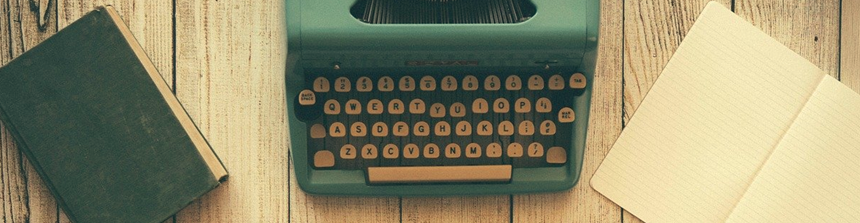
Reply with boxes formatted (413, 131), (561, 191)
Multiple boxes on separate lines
(0, 6), (228, 223)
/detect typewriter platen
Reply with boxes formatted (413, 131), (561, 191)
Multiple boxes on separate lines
(286, 0), (599, 195)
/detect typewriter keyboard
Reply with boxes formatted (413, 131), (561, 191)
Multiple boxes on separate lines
(295, 73), (585, 184)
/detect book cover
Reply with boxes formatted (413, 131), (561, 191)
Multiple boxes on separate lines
(0, 6), (228, 223)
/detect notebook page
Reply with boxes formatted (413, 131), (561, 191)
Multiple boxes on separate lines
(726, 77), (860, 222)
(590, 2), (825, 222)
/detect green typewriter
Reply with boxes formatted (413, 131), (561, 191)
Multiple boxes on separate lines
(286, 0), (599, 195)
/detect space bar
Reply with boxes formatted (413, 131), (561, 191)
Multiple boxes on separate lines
(367, 165), (512, 184)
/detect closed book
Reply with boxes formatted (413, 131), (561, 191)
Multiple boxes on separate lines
(0, 6), (228, 223)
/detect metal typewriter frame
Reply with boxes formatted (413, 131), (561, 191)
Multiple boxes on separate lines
(285, 0), (600, 195)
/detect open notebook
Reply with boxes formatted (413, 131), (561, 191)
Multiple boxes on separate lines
(591, 2), (860, 222)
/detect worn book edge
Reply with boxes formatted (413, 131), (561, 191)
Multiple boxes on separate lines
(104, 6), (229, 181)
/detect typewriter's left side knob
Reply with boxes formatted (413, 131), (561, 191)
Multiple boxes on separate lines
(295, 89), (322, 121)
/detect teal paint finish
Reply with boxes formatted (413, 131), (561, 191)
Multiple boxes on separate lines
(286, 0), (600, 195)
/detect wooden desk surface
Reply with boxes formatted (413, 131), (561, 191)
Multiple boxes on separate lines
(0, 0), (855, 222)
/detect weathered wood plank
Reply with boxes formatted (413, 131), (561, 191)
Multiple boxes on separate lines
(842, 0), (860, 91)
(173, 0), (289, 222)
(0, 2), (30, 223)
(621, 0), (732, 222)
(511, 0), (624, 222)
(4, 0), (59, 222)
(59, 0), (174, 88)
(735, 0), (841, 79)
(401, 196), (507, 223)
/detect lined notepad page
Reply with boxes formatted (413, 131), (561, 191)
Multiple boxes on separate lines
(726, 77), (860, 222)
(590, 2), (829, 222)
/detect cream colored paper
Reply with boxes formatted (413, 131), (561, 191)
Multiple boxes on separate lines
(591, 2), (860, 222)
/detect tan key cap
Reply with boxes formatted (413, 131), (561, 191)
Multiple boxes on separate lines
(528, 75), (544, 90)
(324, 99), (340, 115)
(515, 98), (531, 113)
(548, 74), (565, 90)
(493, 98), (510, 113)
(441, 76), (458, 91)
(505, 75), (522, 90)
(351, 122), (367, 137)
(362, 144), (378, 159)
(399, 76), (415, 91)
(367, 165), (512, 183)
(378, 76), (394, 92)
(357, 76), (373, 92)
(410, 99), (426, 114)
(435, 121), (451, 136)
(382, 144), (399, 159)
(528, 142), (544, 157)
(345, 99), (362, 115)
(313, 77), (330, 92)
(507, 143), (523, 157)
(450, 102), (466, 117)
(423, 143), (440, 158)
(463, 75), (479, 91)
(393, 122), (409, 136)
(310, 124), (326, 139)
(389, 99), (405, 115)
(420, 75), (436, 91)
(484, 75), (501, 91)
(477, 121), (493, 136)
(335, 77), (351, 92)
(367, 99), (384, 114)
(298, 90), (316, 105)
(329, 122), (346, 137)
(414, 121), (430, 136)
(340, 144), (357, 159)
(570, 73), (587, 89)
(445, 143), (461, 158)
(536, 98), (552, 113)
(372, 122), (388, 137)
(486, 143), (502, 158)
(472, 98), (489, 114)
(498, 121), (514, 136)
(465, 143), (482, 158)
(518, 120), (535, 136)
(403, 144), (420, 158)
(430, 103), (446, 118)
(313, 151), (335, 168)
(456, 121), (472, 136)
(547, 147), (567, 164)
(559, 107), (575, 123)
(540, 120), (557, 135)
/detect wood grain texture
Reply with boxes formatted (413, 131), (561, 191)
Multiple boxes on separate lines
(621, 0), (731, 222)
(842, 0), (860, 91)
(735, 0), (841, 78)
(511, 0), (623, 222)
(3, 0), (59, 222)
(174, 0), (289, 222)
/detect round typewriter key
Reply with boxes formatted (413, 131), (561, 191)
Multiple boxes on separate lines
(403, 144), (420, 158)
(472, 98), (489, 114)
(378, 76), (394, 92)
(497, 121), (514, 136)
(350, 122), (367, 137)
(335, 77), (351, 92)
(570, 73), (587, 89)
(367, 99), (384, 114)
(430, 103), (446, 118)
(414, 121), (430, 136)
(324, 99), (340, 115)
(505, 75), (522, 90)
(484, 75), (501, 91)
(486, 143), (502, 158)
(477, 121), (493, 136)
(434, 121), (451, 136)
(420, 75), (436, 91)
(383, 144), (399, 159)
(409, 99), (426, 114)
(463, 75), (478, 91)
(423, 143), (440, 158)
(493, 98), (510, 113)
(549, 74), (565, 90)
(357, 76), (373, 92)
(547, 147), (567, 164)
(514, 98), (531, 113)
(340, 144), (356, 159)
(345, 99), (362, 115)
(455, 121), (472, 136)
(372, 122), (389, 137)
(393, 122), (409, 136)
(558, 107), (575, 123)
(540, 120), (557, 135)
(445, 143), (461, 158)
(450, 102), (466, 117)
(399, 76), (415, 91)
(388, 99), (405, 114)
(528, 142), (545, 157)
(313, 151), (335, 168)
(441, 76), (457, 91)
(329, 122), (346, 137)
(310, 124), (326, 139)
(465, 143), (482, 158)
(528, 75), (544, 90)
(298, 90), (316, 105)
(518, 120), (535, 136)
(507, 143), (523, 158)
(361, 144), (378, 159)
(313, 77), (330, 92)
(536, 98), (552, 113)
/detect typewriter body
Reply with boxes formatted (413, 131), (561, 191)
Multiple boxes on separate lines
(286, 0), (599, 195)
